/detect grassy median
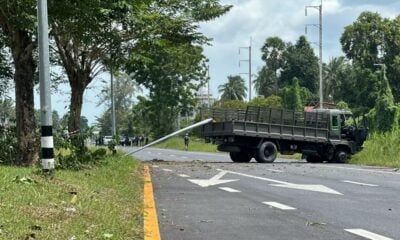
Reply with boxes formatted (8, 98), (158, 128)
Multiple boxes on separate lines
(155, 136), (218, 152)
(0, 154), (143, 240)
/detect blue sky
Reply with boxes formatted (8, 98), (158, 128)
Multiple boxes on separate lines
(34, 0), (400, 126)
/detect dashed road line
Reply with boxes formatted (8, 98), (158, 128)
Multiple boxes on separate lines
(342, 180), (378, 187)
(345, 229), (393, 240)
(262, 201), (296, 210)
(266, 169), (284, 173)
(152, 165), (159, 168)
(316, 165), (400, 175)
(162, 169), (173, 172)
(178, 174), (190, 178)
(169, 154), (176, 157)
(219, 187), (241, 193)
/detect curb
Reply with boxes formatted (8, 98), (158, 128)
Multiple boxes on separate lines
(144, 165), (161, 240)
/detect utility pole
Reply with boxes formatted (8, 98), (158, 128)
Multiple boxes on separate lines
(110, 65), (116, 137)
(239, 38), (252, 102)
(207, 64), (211, 107)
(38, 0), (54, 173)
(305, 0), (323, 109)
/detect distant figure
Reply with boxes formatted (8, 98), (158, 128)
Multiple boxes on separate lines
(184, 133), (190, 151)
(139, 135), (144, 147)
(124, 135), (130, 146)
(145, 136), (149, 145)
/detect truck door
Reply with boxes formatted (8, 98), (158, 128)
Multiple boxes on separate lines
(330, 114), (340, 139)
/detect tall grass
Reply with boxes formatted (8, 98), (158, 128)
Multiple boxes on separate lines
(0, 154), (143, 239)
(351, 130), (400, 168)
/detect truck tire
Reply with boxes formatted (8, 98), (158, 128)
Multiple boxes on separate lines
(229, 151), (252, 163)
(306, 155), (323, 163)
(334, 149), (348, 163)
(255, 141), (277, 163)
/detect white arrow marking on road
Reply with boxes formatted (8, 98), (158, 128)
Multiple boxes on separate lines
(270, 183), (342, 195)
(188, 171), (238, 187)
(217, 169), (342, 195)
(345, 229), (393, 240)
(263, 202), (296, 210)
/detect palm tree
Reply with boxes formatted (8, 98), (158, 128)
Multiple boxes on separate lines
(218, 75), (247, 101)
(323, 57), (346, 100)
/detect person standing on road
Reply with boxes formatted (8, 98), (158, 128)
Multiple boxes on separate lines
(184, 133), (190, 151)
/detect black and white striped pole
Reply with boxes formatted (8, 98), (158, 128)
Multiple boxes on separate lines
(38, 0), (54, 173)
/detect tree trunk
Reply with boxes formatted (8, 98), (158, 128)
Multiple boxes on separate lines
(12, 32), (39, 166)
(68, 81), (85, 133)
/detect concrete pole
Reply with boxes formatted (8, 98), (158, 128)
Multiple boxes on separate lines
(207, 64), (211, 107)
(111, 66), (116, 137)
(38, 0), (54, 172)
(249, 38), (252, 102)
(319, 2), (323, 109)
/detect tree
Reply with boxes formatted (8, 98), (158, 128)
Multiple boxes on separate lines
(323, 57), (347, 100)
(248, 96), (282, 109)
(281, 78), (304, 111)
(254, 66), (276, 97)
(0, 0), (39, 165)
(219, 75), (247, 101)
(0, 34), (12, 95)
(96, 72), (141, 136)
(260, 37), (285, 94)
(49, 0), (231, 137)
(280, 36), (319, 93)
(341, 12), (385, 69)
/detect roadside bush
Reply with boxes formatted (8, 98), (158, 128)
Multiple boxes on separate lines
(0, 126), (17, 165)
(55, 128), (109, 170)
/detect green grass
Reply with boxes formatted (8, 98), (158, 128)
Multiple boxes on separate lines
(155, 136), (218, 152)
(0, 154), (143, 239)
(351, 130), (400, 168)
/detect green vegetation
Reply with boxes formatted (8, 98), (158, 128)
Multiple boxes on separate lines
(155, 136), (217, 152)
(0, 154), (143, 239)
(351, 131), (400, 168)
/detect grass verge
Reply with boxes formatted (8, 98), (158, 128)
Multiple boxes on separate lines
(351, 131), (400, 168)
(0, 154), (143, 239)
(155, 136), (217, 152)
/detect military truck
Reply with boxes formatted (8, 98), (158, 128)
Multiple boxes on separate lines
(200, 106), (367, 163)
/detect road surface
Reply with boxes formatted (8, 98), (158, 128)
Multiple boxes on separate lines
(124, 147), (400, 240)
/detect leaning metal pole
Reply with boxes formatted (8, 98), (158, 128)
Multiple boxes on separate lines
(125, 118), (213, 155)
(38, 0), (54, 172)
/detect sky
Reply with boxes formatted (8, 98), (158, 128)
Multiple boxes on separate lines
(33, 0), (400, 126)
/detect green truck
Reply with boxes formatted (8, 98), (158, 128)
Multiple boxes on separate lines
(200, 106), (367, 163)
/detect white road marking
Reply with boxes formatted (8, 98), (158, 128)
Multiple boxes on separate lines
(182, 156), (188, 159)
(152, 165), (159, 168)
(342, 180), (378, 187)
(169, 155), (176, 157)
(189, 171), (238, 187)
(178, 174), (190, 178)
(162, 169), (173, 172)
(263, 202), (296, 210)
(316, 165), (400, 175)
(219, 187), (241, 193)
(345, 229), (393, 240)
(217, 169), (342, 195)
(266, 169), (284, 173)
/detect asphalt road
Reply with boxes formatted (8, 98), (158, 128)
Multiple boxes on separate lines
(124, 147), (400, 240)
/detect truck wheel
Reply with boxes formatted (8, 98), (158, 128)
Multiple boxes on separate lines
(306, 155), (323, 163)
(255, 141), (277, 163)
(229, 151), (252, 163)
(334, 149), (348, 163)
